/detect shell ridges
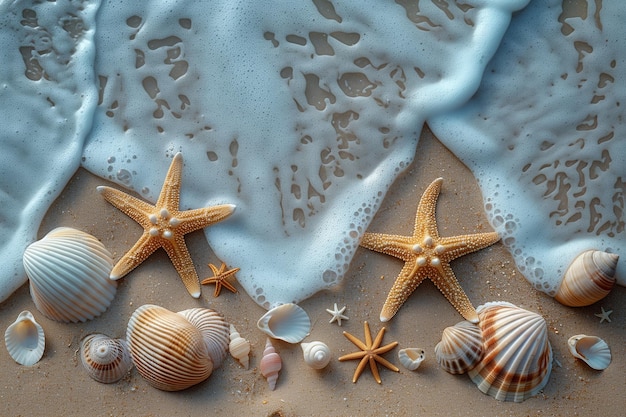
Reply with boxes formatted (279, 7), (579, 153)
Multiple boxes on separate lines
(567, 334), (611, 371)
(257, 303), (311, 343)
(80, 333), (133, 383)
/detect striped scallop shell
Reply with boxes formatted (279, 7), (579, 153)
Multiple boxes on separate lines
(257, 303), (311, 344)
(80, 333), (133, 383)
(554, 250), (618, 307)
(178, 308), (229, 368)
(468, 302), (553, 403)
(23, 227), (116, 323)
(435, 321), (483, 375)
(4, 311), (45, 366)
(567, 334), (611, 371)
(126, 304), (214, 391)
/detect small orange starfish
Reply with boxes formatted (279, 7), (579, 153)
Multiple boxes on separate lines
(201, 262), (240, 297)
(338, 321), (399, 384)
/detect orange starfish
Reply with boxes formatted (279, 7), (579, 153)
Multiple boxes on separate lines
(201, 262), (240, 297)
(97, 152), (235, 298)
(338, 321), (399, 384)
(360, 178), (500, 323)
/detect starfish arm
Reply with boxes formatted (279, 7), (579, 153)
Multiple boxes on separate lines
(200, 277), (218, 286)
(369, 356), (382, 384)
(218, 279), (238, 294)
(429, 262), (478, 323)
(438, 232), (500, 262)
(373, 354), (400, 373)
(156, 153), (183, 210)
(353, 357), (370, 383)
(360, 233), (415, 262)
(372, 341), (399, 356)
(110, 233), (161, 280)
(338, 350), (368, 361)
(363, 321), (373, 348)
(162, 235), (201, 298)
(342, 331), (368, 351)
(413, 177), (443, 239)
(175, 204), (236, 234)
(97, 186), (156, 227)
(371, 327), (386, 349)
(380, 263), (427, 322)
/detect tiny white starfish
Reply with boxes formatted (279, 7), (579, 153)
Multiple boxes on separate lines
(594, 306), (613, 323)
(326, 303), (349, 326)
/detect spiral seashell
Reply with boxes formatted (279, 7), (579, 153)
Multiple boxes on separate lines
(257, 303), (311, 344)
(4, 311), (45, 366)
(178, 308), (230, 368)
(398, 348), (425, 371)
(126, 304), (214, 391)
(435, 320), (483, 375)
(468, 302), (552, 403)
(80, 333), (133, 383)
(301, 341), (331, 370)
(260, 338), (282, 390)
(554, 250), (618, 307)
(23, 227), (116, 323)
(567, 334), (611, 371)
(229, 324), (251, 369)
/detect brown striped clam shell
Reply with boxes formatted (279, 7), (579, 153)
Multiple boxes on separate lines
(435, 320), (483, 375)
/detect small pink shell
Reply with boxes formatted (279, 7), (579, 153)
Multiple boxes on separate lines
(260, 338), (282, 390)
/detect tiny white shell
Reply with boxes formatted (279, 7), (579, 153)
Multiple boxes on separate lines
(80, 333), (133, 383)
(554, 250), (618, 307)
(260, 338), (282, 390)
(5, 311), (45, 366)
(398, 348), (425, 371)
(229, 324), (251, 369)
(257, 303), (311, 344)
(567, 334), (611, 371)
(178, 308), (230, 368)
(301, 341), (331, 370)
(435, 321), (483, 375)
(23, 227), (116, 323)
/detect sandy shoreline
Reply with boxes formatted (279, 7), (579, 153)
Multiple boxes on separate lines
(1, 127), (623, 417)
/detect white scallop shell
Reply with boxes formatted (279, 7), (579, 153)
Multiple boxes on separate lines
(229, 324), (251, 370)
(567, 334), (611, 371)
(4, 311), (45, 366)
(178, 307), (230, 368)
(468, 302), (553, 403)
(398, 348), (425, 371)
(301, 341), (331, 370)
(126, 304), (214, 391)
(257, 303), (311, 344)
(80, 333), (133, 383)
(554, 250), (618, 307)
(23, 227), (116, 323)
(435, 320), (483, 375)
(260, 338), (282, 390)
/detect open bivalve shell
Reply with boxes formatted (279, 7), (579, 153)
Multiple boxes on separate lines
(80, 333), (133, 383)
(257, 303), (311, 344)
(126, 304), (226, 391)
(468, 302), (553, 403)
(5, 311), (45, 366)
(567, 334), (611, 371)
(435, 320), (483, 375)
(398, 348), (425, 371)
(554, 250), (618, 307)
(23, 227), (116, 323)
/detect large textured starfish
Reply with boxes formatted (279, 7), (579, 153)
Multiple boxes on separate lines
(201, 262), (240, 297)
(97, 152), (235, 298)
(338, 321), (399, 384)
(360, 178), (500, 323)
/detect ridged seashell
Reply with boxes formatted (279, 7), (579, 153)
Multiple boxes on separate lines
(260, 338), (282, 390)
(80, 333), (133, 383)
(178, 308), (230, 368)
(126, 304), (214, 391)
(554, 250), (618, 307)
(301, 341), (331, 370)
(398, 348), (425, 371)
(435, 321), (484, 375)
(229, 325), (251, 369)
(567, 334), (611, 371)
(23, 227), (116, 323)
(4, 311), (45, 366)
(257, 303), (311, 344)
(468, 302), (553, 403)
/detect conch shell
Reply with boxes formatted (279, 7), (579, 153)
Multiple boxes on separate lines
(4, 311), (45, 366)
(126, 304), (227, 391)
(229, 324), (251, 369)
(398, 348), (425, 371)
(554, 250), (618, 307)
(260, 338), (282, 390)
(301, 341), (331, 370)
(435, 321), (483, 375)
(567, 334), (611, 371)
(257, 303), (311, 343)
(80, 333), (133, 383)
